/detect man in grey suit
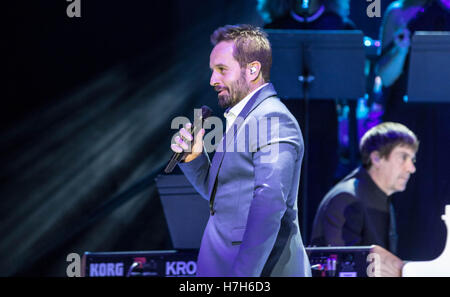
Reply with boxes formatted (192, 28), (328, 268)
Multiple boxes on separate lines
(171, 24), (311, 277)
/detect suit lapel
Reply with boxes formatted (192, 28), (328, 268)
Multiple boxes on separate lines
(207, 83), (277, 200)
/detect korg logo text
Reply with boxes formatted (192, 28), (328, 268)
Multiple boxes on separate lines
(89, 263), (124, 277)
(166, 261), (197, 276)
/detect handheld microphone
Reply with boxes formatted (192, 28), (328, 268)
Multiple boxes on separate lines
(164, 105), (213, 173)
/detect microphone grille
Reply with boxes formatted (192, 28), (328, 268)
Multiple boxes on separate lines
(201, 105), (213, 119)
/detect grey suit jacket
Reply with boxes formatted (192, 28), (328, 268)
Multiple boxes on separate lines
(179, 83), (311, 277)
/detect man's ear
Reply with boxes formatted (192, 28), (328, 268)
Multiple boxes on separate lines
(370, 151), (382, 168)
(246, 61), (261, 81)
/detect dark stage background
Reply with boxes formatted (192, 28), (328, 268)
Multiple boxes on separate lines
(2, 0), (449, 276)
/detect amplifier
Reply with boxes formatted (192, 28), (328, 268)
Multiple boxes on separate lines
(305, 245), (403, 277)
(82, 250), (198, 277)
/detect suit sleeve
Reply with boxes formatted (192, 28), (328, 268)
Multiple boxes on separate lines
(178, 151), (211, 200)
(320, 193), (364, 246)
(231, 111), (301, 276)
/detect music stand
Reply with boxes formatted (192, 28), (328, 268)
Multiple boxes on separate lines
(407, 31), (450, 103)
(155, 174), (209, 249)
(267, 30), (366, 241)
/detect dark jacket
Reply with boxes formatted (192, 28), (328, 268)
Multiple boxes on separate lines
(310, 167), (393, 250)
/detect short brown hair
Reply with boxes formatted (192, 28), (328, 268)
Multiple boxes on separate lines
(210, 24), (272, 82)
(360, 122), (419, 169)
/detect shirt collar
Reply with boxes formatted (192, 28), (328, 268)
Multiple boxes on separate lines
(358, 167), (390, 203)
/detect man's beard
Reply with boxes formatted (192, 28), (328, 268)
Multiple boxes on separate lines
(217, 74), (250, 109)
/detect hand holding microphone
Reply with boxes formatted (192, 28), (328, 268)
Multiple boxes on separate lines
(164, 106), (212, 173)
(170, 122), (205, 163)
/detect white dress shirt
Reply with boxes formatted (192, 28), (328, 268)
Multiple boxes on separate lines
(223, 83), (269, 132)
